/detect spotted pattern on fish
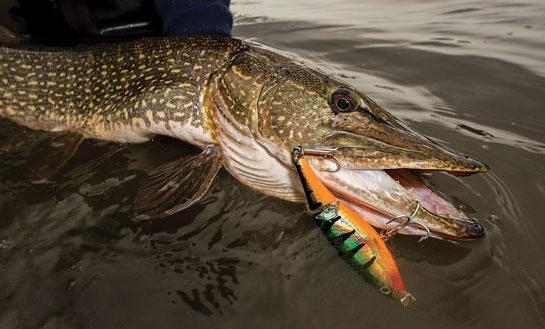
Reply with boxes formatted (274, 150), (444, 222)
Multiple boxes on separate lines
(0, 36), (248, 144)
(206, 47), (338, 169)
(0, 35), (489, 239)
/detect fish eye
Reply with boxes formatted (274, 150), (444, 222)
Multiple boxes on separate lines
(330, 88), (357, 113)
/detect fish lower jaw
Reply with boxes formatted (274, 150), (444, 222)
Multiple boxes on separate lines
(308, 161), (484, 241)
(333, 184), (485, 241)
(333, 193), (427, 236)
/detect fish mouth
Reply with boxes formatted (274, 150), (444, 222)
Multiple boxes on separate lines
(307, 158), (486, 241)
(304, 123), (488, 240)
(300, 120), (489, 241)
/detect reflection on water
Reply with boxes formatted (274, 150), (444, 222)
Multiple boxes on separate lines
(1, 0), (545, 328)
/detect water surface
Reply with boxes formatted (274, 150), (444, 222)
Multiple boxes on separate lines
(1, 0), (545, 328)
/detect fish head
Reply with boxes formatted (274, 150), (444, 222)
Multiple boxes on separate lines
(206, 45), (488, 241)
(255, 61), (488, 174)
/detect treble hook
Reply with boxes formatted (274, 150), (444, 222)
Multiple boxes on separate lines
(381, 201), (431, 242)
(292, 146), (341, 172)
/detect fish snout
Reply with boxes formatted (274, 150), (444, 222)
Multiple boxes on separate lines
(322, 111), (489, 174)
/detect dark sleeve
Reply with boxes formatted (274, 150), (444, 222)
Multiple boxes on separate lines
(153, 0), (233, 37)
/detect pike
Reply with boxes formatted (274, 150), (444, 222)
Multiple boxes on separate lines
(0, 36), (488, 240)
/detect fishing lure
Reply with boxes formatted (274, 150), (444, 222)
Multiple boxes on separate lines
(292, 146), (414, 304)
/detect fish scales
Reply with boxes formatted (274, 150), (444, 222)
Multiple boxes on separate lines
(0, 36), (248, 144)
(0, 34), (488, 241)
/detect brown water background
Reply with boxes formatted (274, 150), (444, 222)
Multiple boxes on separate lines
(1, 0), (545, 328)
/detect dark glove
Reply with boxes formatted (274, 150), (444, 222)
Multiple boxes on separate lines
(154, 0), (233, 37)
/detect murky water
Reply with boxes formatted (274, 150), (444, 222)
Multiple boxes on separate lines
(1, 0), (545, 328)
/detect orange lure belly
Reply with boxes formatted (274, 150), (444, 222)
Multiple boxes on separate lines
(294, 155), (413, 304)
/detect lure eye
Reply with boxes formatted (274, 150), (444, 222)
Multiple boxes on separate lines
(330, 88), (358, 113)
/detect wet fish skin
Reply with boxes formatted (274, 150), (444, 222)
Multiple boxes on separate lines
(0, 37), (248, 145)
(0, 36), (487, 240)
(0, 35), (486, 178)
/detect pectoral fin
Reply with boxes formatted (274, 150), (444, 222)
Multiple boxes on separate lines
(29, 131), (85, 182)
(135, 145), (223, 218)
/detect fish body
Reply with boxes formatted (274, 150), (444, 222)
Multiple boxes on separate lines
(0, 37), (247, 144)
(0, 36), (489, 241)
(294, 152), (412, 304)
